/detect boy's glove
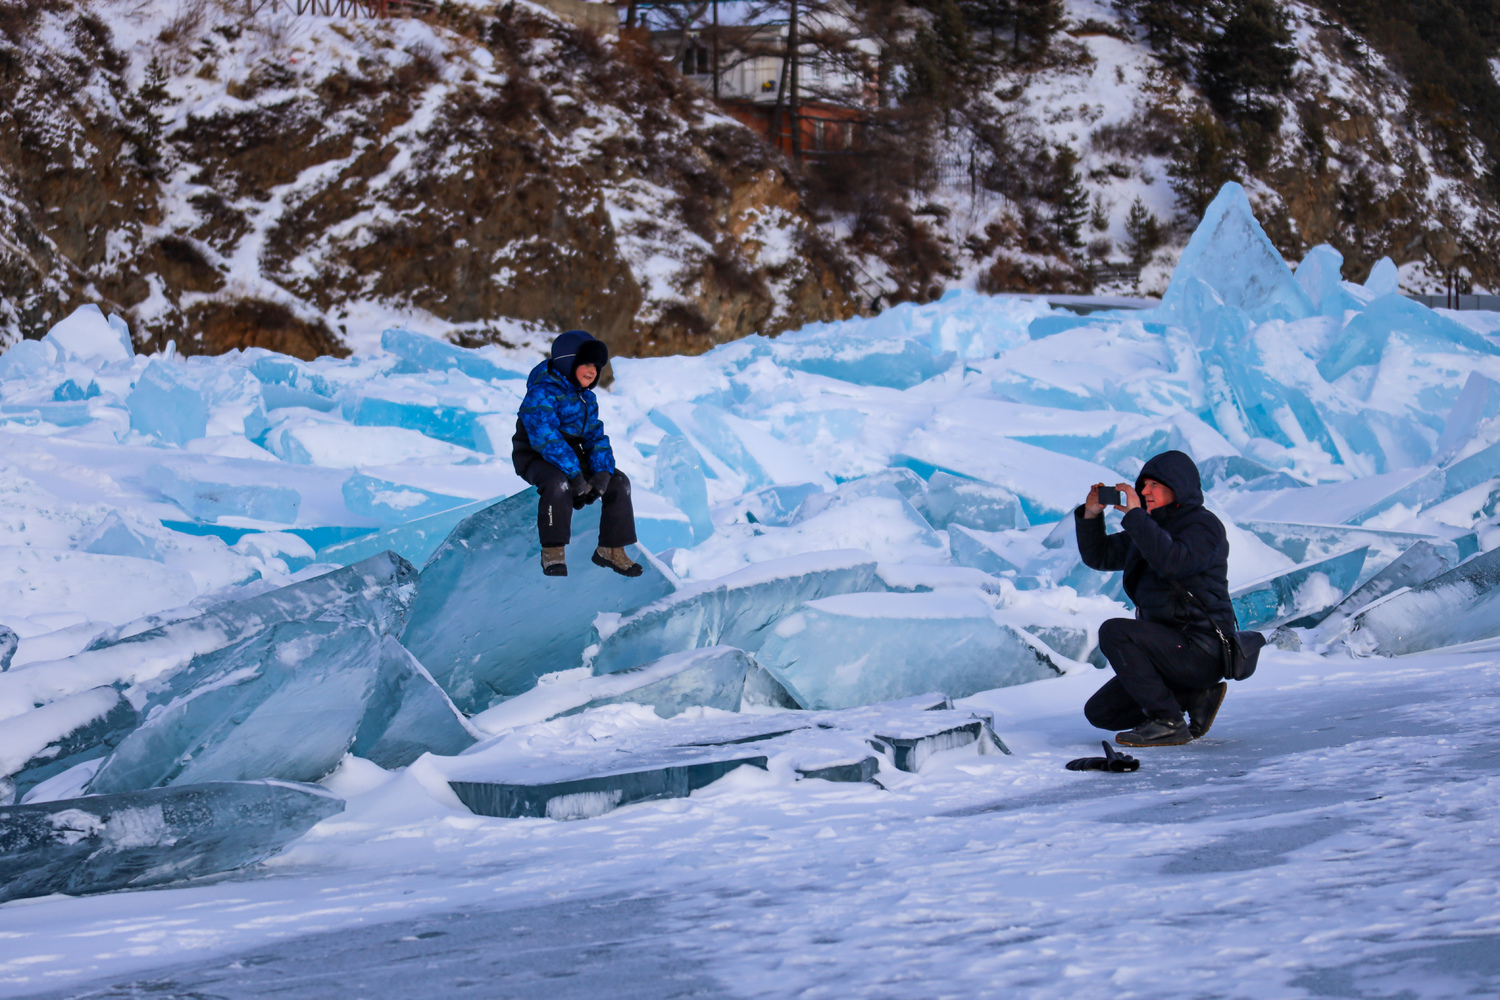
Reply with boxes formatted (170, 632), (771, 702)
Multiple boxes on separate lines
(1065, 741), (1140, 773)
(587, 471), (612, 498)
(569, 474), (592, 509)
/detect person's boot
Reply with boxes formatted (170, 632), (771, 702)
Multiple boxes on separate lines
(541, 546), (567, 577)
(1185, 681), (1228, 739)
(1116, 714), (1192, 747)
(592, 546), (643, 577)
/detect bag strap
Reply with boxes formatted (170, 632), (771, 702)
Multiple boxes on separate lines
(1166, 578), (1236, 646)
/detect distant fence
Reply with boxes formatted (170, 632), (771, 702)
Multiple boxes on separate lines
(1407, 293), (1500, 312)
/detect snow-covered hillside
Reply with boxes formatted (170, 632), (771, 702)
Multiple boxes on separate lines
(0, 0), (856, 358)
(933, 0), (1500, 298)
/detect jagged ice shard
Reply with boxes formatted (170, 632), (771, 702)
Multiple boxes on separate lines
(401, 489), (673, 713)
(1342, 546), (1500, 655)
(0, 781), (343, 903)
(587, 550), (879, 676)
(1231, 547), (1368, 629)
(88, 620), (383, 794)
(654, 434), (714, 544)
(756, 592), (1062, 710)
(0, 552), (418, 723)
(0, 687), (138, 801)
(351, 637), (478, 768)
(471, 646), (756, 732)
(1156, 183), (1314, 325)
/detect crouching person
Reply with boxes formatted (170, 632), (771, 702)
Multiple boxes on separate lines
(512, 330), (642, 578)
(1076, 450), (1233, 747)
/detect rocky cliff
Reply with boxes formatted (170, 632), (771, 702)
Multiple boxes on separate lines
(0, 0), (857, 358)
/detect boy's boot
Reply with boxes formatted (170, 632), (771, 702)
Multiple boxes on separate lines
(541, 546), (567, 577)
(592, 546), (643, 577)
(1116, 714), (1192, 747)
(1185, 681), (1228, 739)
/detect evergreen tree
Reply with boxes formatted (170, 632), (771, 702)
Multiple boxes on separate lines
(1123, 197), (1163, 265)
(904, 0), (975, 114)
(1048, 146), (1088, 249)
(1198, 0), (1297, 127)
(1012, 0), (1063, 62)
(1168, 109), (1238, 217)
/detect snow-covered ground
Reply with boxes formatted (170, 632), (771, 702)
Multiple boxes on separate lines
(2, 184), (1500, 997)
(3, 647), (1498, 999)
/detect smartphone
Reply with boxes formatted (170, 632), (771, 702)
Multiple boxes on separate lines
(1096, 486), (1123, 506)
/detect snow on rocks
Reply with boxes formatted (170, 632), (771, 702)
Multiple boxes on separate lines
(1, 183), (1500, 914)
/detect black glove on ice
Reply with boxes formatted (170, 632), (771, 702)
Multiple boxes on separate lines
(1065, 741), (1140, 773)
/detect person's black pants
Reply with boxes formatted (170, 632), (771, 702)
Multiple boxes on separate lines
(519, 459), (637, 549)
(1086, 618), (1223, 729)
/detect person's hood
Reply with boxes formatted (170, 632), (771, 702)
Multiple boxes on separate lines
(548, 330), (609, 385)
(1136, 450), (1204, 509)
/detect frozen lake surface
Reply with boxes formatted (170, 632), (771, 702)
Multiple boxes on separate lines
(5, 645), (1497, 1000)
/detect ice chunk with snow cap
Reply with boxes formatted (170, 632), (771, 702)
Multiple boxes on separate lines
(315, 497), (498, 568)
(350, 637), (477, 768)
(80, 511), (164, 561)
(342, 392), (485, 450)
(586, 550), (879, 677)
(146, 464), (302, 524)
(400, 489), (672, 712)
(1318, 294), (1500, 383)
(88, 620), (383, 794)
(128, 360), (210, 445)
(0, 552), (418, 720)
(471, 646), (754, 732)
(381, 328), (524, 382)
(251, 354), (339, 412)
(756, 592), (1062, 709)
(631, 489), (695, 553)
(1157, 183), (1313, 324)
(41, 305), (134, 366)
(654, 434), (714, 543)
(0, 626), (15, 672)
(0, 339), (58, 382)
(0, 780), (343, 903)
(342, 472), (470, 524)
(920, 471), (1029, 532)
(1364, 256), (1399, 296)
(1317, 540), (1457, 628)
(1231, 546), (1368, 629)
(1341, 546), (1500, 654)
(737, 482), (824, 527)
(0, 687), (138, 801)
(1294, 244), (1365, 319)
(769, 321), (956, 389)
(1435, 372), (1500, 465)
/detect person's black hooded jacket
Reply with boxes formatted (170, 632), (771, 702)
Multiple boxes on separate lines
(1074, 450), (1234, 640)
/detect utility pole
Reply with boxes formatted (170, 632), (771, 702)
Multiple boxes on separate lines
(788, 0), (801, 162)
(712, 0), (720, 101)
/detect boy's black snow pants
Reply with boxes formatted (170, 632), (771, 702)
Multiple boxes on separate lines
(519, 458), (637, 550)
(1086, 618), (1223, 728)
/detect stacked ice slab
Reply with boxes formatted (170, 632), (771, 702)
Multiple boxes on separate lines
(0, 553), (479, 900)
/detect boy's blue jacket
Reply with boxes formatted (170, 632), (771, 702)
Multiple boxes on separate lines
(515, 358), (616, 479)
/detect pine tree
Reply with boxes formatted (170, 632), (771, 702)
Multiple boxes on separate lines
(1198, 0), (1297, 127)
(1050, 146), (1088, 249)
(1168, 109), (1238, 218)
(1123, 197), (1163, 265)
(128, 56), (169, 169)
(1012, 0), (1063, 63)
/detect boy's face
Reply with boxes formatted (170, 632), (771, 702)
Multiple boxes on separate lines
(575, 363), (598, 388)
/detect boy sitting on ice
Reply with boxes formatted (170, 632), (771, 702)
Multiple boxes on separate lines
(511, 330), (642, 578)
